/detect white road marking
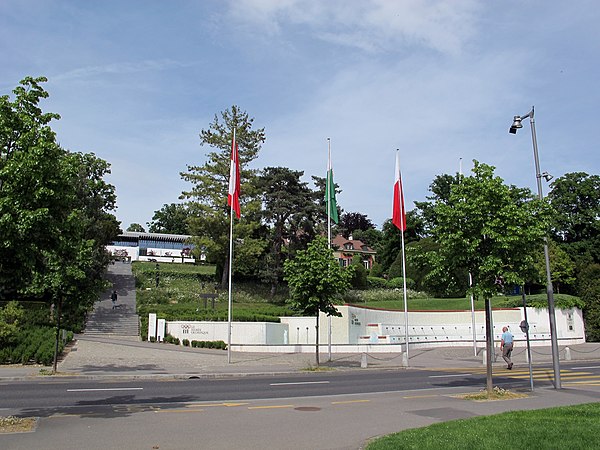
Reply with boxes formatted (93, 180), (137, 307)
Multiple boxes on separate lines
(66, 387), (144, 392)
(270, 381), (330, 386)
(429, 374), (472, 378)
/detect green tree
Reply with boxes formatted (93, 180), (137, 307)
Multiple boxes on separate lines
(257, 167), (316, 296)
(531, 240), (576, 294)
(127, 223), (146, 232)
(352, 228), (383, 249)
(148, 203), (190, 234)
(547, 172), (600, 266)
(376, 212), (422, 275)
(431, 161), (551, 390)
(284, 236), (351, 365)
(0, 301), (25, 345)
(414, 173), (461, 236)
(432, 161), (550, 299)
(1, 77), (119, 368)
(181, 106), (266, 287)
(349, 255), (368, 289)
(578, 264), (600, 342)
(339, 212), (374, 238)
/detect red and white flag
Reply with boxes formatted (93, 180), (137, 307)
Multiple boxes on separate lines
(392, 152), (406, 231)
(227, 132), (241, 219)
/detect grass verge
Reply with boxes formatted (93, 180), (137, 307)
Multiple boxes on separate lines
(366, 402), (600, 450)
(0, 416), (37, 434)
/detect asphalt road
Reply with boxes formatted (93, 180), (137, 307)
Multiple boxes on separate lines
(2, 364), (600, 450)
(3, 362), (600, 417)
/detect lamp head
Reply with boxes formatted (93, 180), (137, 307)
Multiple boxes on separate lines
(509, 115), (523, 134)
(542, 172), (553, 182)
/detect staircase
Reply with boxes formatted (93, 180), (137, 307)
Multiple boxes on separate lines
(84, 261), (140, 340)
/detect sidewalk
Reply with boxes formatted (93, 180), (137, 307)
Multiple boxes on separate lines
(2, 336), (600, 381)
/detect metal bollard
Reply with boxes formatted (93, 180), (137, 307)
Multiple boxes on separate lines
(565, 347), (571, 361)
(361, 353), (368, 368)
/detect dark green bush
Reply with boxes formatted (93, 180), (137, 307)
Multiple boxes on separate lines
(182, 339), (190, 347)
(388, 277), (416, 290)
(190, 340), (226, 350)
(0, 326), (72, 365)
(367, 277), (388, 289)
(163, 334), (180, 345)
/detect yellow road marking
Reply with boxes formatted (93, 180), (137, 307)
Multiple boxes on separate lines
(154, 408), (204, 414)
(403, 394), (440, 399)
(332, 400), (371, 405)
(248, 404), (294, 410)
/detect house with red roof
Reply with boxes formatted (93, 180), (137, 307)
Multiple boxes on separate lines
(331, 234), (376, 270)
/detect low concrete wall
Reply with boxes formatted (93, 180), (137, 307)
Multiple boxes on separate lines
(153, 304), (585, 352)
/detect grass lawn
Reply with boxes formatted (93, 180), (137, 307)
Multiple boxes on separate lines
(367, 402), (600, 450)
(349, 293), (581, 311)
(131, 262), (581, 327)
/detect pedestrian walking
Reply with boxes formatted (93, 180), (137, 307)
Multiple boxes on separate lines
(111, 290), (118, 309)
(501, 326), (514, 369)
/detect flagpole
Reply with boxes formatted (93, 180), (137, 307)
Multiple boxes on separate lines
(327, 137), (332, 362)
(401, 218), (409, 366)
(460, 158), (477, 356)
(227, 129), (236, 364)
(396, 150), (409, 366)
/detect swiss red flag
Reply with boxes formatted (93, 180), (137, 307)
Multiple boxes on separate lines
(392, 152), (406, 231)
(227, 133), (241, 219)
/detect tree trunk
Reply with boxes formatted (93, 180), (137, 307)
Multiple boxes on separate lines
(221, 255), (229, 290)
(53, 297), (63, 374)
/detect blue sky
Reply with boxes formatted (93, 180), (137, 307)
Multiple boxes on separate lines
(1, 1), (598, 230)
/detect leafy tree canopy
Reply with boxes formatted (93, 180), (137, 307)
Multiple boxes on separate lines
(431, 161), (551, 300)
(0, 77), (119, 329)
(180, 105), (266, 286)
(148, 203), (190, 235)
(127, 223), (146, 232)
(284, 236), (351, 317)
(547, 172), (600, 266)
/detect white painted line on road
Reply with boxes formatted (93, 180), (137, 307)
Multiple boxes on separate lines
(429, 374), (471, 378)
(573, 366), (600, 370)
(270, 381), (330, 386)
(66, 387), (144, 392)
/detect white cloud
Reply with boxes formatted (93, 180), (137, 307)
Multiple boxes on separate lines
(228, 0), (480, 54)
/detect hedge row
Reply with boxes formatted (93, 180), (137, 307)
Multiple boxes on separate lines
(368, 276), (416, 290)
(0, 327), (73, 365)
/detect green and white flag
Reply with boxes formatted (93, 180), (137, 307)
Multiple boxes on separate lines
(326, 142), (339, 224)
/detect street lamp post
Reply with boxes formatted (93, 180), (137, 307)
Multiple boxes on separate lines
(509, 106), (561, 389)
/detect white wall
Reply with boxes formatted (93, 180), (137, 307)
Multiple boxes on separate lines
(166, 321), (287, 345)
(154, 305), (585, 352)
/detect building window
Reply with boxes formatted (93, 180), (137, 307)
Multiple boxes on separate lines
(344, 243), (354, 250)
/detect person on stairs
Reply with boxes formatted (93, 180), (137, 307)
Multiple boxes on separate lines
(111, 290), (118, 310)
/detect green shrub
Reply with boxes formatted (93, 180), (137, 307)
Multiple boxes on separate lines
(367, 277), (388, 289)
(369, 262), (383, 278)
(182, 339), (190, 347)
(163, 334), (180, 345)
(190, 340), (227, 350)
(0, 326), (72, 365)
(388, 277), (416, 290)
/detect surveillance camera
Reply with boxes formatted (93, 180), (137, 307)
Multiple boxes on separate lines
(509, 126), (518, 134)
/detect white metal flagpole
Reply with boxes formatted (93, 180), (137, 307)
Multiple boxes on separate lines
(227, 129), (236, 364)
(460, 158), (477, 356)
(401, 214), (409, 366)
(394, 150), (409, 366)
(327, 137), (332, 362)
